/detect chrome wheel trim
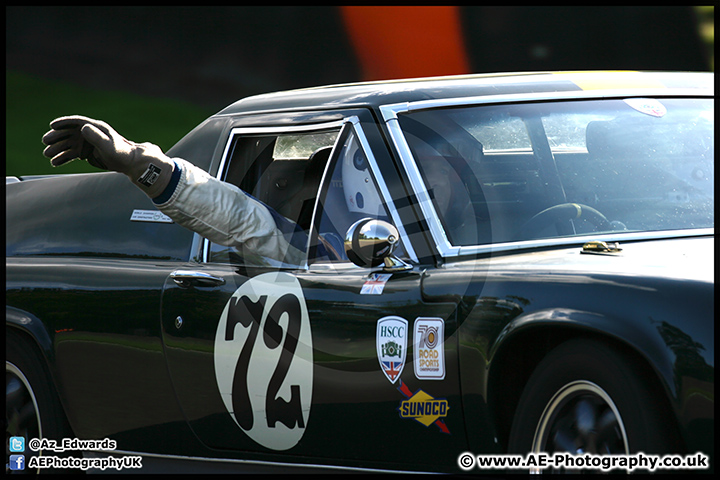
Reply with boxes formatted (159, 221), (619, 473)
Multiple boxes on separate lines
(6, 361), (43, 473)
(530, 380), (629, 473)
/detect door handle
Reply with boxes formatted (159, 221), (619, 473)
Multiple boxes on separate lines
(171, 270), (226, 287)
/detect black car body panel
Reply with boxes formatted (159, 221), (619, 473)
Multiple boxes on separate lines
(7, 72), (713, 473)
(7, 172), (194, 260)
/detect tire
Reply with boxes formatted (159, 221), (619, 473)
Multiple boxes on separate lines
(508, 338), (680, 473)
(6, 329), (76, 474)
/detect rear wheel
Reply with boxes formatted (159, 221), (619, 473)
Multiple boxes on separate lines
(508, 339), (679, 473)
(6, 329), (75, 474)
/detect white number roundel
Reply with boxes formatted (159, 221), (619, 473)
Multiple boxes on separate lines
(214, 272), (313, 450)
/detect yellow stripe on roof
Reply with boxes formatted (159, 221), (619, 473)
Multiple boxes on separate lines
(554, 71), (667, 91)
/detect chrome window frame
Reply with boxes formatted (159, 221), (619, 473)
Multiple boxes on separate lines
(380, 89), (714, 258)
(203, 120), (344, 265)
(342, 116), (418, 264)
(202, 116), (417, 266)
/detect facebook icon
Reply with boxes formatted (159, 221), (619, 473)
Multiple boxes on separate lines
(9, 454), (25, 471)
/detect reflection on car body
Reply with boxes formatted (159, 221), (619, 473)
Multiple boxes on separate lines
(6, 71), (714, 473)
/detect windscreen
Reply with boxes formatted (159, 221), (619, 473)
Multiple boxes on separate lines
(398, 98), (713, 246)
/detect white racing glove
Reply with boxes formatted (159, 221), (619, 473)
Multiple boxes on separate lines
(42, 115), (175, 198)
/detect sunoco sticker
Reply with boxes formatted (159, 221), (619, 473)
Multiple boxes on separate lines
(397, 380), (450, 434)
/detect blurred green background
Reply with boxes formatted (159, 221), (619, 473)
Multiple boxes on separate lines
(6, 6), (713, 178)
(6, 71), (213, 176)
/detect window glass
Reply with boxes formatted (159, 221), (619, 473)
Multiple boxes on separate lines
(398, 98), (713, 246)
(274, 131), (340, 159)
(310, 125), (398, 263)
(208, 128), (340, 266)
(462, 112), (531, 152)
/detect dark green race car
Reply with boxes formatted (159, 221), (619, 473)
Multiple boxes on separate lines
(7, 71), (713, 473)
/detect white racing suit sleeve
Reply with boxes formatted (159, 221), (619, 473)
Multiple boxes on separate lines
(154, 159), (305, 265)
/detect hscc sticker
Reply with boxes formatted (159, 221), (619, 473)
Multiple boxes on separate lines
(376, 316), (408, 384)
(214, 272), (313, 451)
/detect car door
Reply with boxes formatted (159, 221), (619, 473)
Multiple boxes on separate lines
(292, 117), (467, 468)
(160, 113), (466, 469)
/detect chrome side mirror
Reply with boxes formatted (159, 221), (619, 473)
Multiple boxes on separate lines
(344, 218), (411, 271)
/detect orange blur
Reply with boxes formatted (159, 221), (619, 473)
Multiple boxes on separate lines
(340, 6), (472, 81)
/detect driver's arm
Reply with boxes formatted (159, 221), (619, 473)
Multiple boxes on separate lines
(42, 115), (304, 264)
(154, 158), (304, 264)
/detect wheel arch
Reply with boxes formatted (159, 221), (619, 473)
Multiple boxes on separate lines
(6, 306), (56, 370)
(485, 309), (682, 452)
(6, 306), (73, 434)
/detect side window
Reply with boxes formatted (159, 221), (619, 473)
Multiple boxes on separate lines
(208, 127), (340, 266)
(309, 123), (399, 264)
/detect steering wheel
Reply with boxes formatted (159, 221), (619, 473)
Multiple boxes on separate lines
(516, 203), (611, 239)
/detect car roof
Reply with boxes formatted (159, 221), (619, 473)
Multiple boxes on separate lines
(214, 71), (713, 117)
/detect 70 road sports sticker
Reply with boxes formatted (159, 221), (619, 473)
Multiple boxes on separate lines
(214, 273), (313, 451)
